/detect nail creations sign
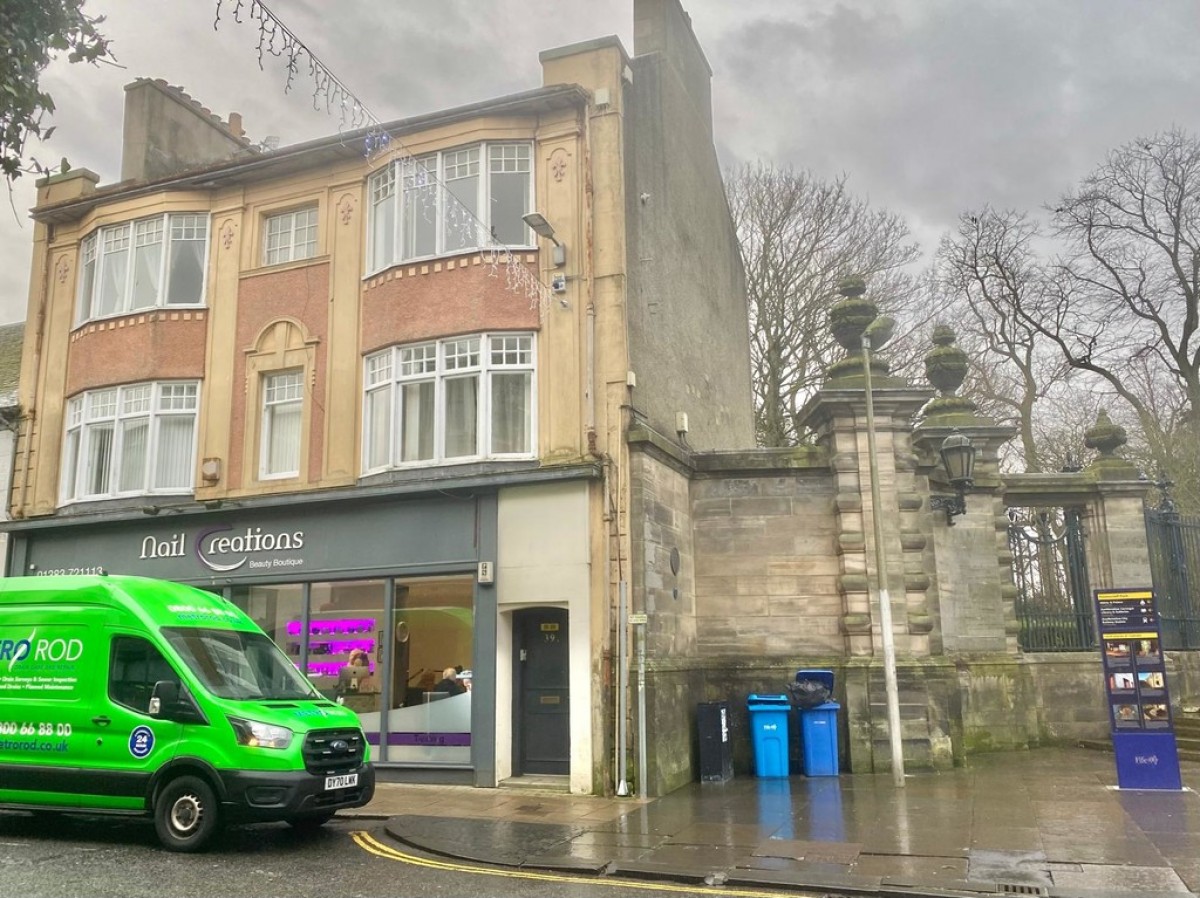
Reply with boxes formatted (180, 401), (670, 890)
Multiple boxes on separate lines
(1095, 588), (1182, 790)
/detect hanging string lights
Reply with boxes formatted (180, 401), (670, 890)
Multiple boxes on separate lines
(212, 0), (553, 311)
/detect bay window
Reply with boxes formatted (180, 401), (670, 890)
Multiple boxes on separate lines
(367, 142), (532, 272)
(76, 213), (209, 323)
(363, 333), (535, 472)
(61, 381), (199, 503)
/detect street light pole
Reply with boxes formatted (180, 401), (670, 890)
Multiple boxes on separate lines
(862, 329), (906, 787)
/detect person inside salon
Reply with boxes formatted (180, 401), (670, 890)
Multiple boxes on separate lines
(433, 666), (467, 697)
(339, 649), (374, 694)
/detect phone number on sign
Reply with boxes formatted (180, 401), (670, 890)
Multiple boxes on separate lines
(33, 567), (106, 577)
(0, 721), (72, 736)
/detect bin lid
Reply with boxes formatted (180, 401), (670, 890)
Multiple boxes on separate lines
(795, 669), (835, 692)
(747, 693), (790, 706)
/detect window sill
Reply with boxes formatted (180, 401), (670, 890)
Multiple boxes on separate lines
(242, 254), (331, 280)
(72, 306), (208, 333)
(364, 246), (538, 282)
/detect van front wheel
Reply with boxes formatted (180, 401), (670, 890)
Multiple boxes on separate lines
(155, 776), (219, 852)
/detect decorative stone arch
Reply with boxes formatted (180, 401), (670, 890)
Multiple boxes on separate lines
(242, 317), (320, 488)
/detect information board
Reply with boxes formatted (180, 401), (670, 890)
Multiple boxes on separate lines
(1094, 587), (1182, 790)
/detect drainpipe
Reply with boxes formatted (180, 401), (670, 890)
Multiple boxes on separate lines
(16, 225), (52, 522)
(636, 612), (647, 799)
(616, 579), (629, 796)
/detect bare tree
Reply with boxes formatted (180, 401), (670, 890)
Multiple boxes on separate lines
(726, 163), (921, 446)
(933, 208), (1079, 472)
(1032, 129), (1200, 506)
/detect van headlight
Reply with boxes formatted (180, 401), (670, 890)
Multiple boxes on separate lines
(228, 717), (293, 749)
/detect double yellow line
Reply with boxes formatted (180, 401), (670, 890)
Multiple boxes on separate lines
(351, 831), (800, 897)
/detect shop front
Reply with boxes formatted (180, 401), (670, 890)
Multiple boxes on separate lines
(4, 491), (500, 785)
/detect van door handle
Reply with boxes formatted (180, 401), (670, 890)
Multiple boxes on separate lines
(92, 716), (111, 726)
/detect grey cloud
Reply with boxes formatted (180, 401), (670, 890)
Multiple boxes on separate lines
(3, 0), (1199, 325)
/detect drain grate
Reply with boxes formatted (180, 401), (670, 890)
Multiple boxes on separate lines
(997, 885), (1048, 897)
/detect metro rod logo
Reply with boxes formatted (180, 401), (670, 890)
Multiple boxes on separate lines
(0, 631), (84, 665)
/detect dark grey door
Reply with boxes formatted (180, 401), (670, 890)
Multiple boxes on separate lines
(514, 607), (569, 775)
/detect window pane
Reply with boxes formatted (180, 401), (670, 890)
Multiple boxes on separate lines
(400, 381), (434, 462)
(131, 219), (163, 310)
(61, 427), (80, 500)
(77, 234), (97, 322)
(166, 215), (207, 305)
(491, 371), (531, 454)
(443, 148), (480, 253)
(86, 423), (114, 495)
(264, 213), (291, 266)
(402, 158), (437, 260)
(263, 371), (303, 477)
(370, 167), (396, 270)
(489, 146), (531, 247)
(118, 418), (149, 492)
(267, 403), (301, 475)
(154, 416), (195, 489)
(365, 384), (393, 469)
(443, 376), (478, 458)
(443, 337), (479, 371)
(98, 225), (131, 317)
(294, 208), (317, 260)
(158, 382), (198, 412)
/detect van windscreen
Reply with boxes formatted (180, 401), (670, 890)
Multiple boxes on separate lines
(163, 627), (319, 701)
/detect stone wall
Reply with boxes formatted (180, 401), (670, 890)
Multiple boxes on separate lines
(628, 405), (1188, 794)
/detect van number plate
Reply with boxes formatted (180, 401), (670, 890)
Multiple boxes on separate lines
(325, 774), (358, 790)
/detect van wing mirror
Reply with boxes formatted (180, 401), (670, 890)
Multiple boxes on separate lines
(149, 680), (179, 717)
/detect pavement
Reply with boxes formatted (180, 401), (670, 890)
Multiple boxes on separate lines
(346, 747), (1200, 897)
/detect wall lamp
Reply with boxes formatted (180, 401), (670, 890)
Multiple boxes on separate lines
(522, 212), (566, 267)
(929, 431), (977, 525)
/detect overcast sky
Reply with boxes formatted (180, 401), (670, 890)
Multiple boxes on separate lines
(3, 0), (1199, 326)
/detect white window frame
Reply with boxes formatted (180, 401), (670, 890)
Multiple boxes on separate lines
(362, 332), (536, 473)
(75, 213), (210, 325)
(260, 370), (305, 480)
(60, 381), (200, 504)
(366, 142), (534, 273)
(263, 206), (318, 266)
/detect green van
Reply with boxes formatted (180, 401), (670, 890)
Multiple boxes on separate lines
(0, 574), (375, 851)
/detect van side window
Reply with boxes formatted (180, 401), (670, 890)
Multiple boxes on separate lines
(110, 636), (179, 713)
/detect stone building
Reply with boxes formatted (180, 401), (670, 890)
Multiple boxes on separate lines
(5, 0), (751, 795)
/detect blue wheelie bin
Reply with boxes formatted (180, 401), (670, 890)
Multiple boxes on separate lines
(794, 670), (839, 776)
(747, 694), (790, 777)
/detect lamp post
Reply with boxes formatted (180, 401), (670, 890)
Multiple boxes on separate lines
(861, 326), (906, 787)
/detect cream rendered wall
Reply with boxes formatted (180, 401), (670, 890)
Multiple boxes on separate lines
(496, 481), (592, 792)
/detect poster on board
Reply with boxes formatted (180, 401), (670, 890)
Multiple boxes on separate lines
(1094, 588), (1182, 790)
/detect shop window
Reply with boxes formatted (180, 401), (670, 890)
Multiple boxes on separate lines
(231, 576), (474, 767)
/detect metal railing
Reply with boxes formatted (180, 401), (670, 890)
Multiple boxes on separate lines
(1010, 507), (1095, 652)
(1145, 487), (1200, 650)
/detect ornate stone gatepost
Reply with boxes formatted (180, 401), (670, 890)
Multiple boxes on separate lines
(799, 279), (935, 773)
